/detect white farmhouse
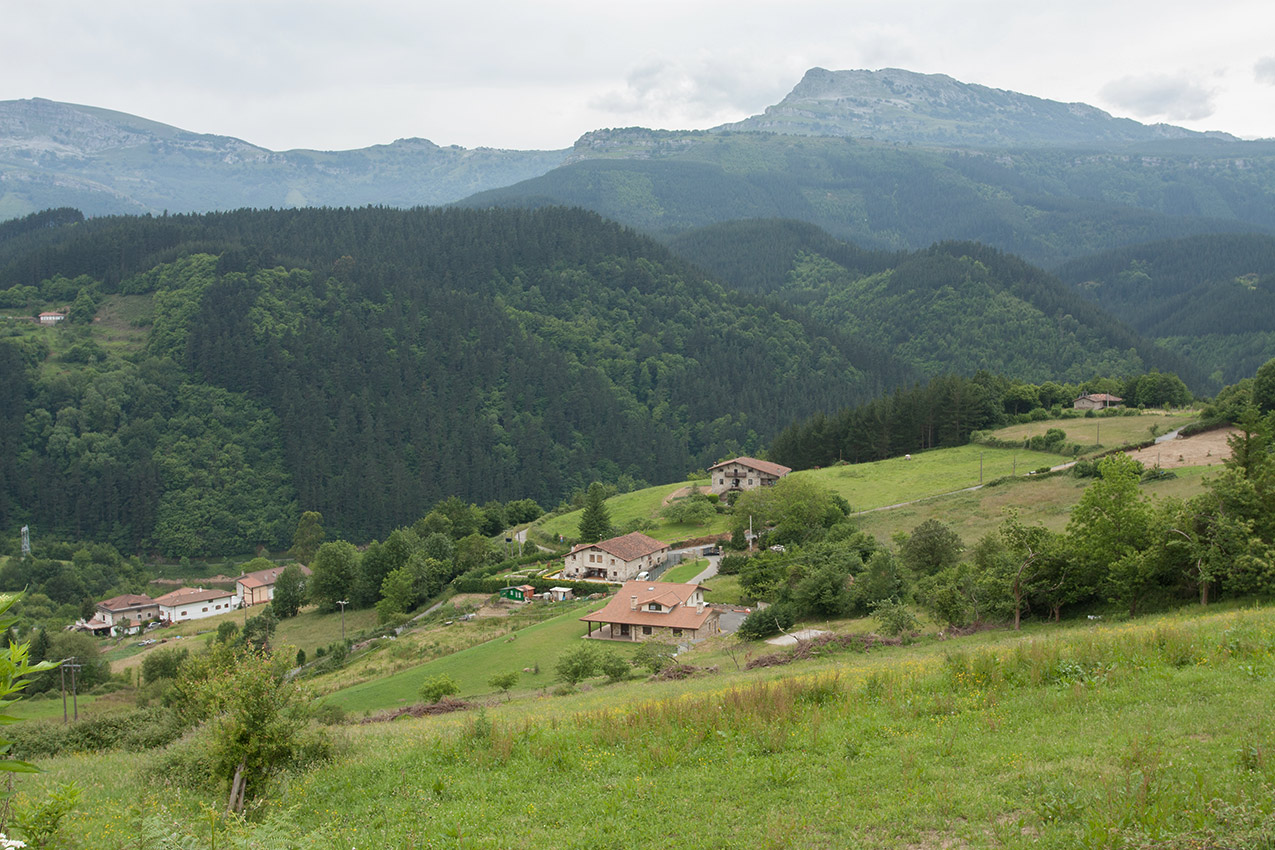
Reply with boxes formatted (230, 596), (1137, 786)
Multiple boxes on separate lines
(562, 532), (669, 582)
(155, 587), (239, 623)
(707, 456), (792, 496)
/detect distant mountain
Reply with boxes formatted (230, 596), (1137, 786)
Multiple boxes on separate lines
(0, 98), (568, 219)
(667, 219), (1211, 389)
(1055, 233), (1275, 383)
(718, 67), (1241, 148)
(463, 129), (1274, 266)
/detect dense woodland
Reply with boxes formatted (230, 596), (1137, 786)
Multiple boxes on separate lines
(670, 221), (1210, 388)
(0, 206), (909, 553)
(1054, 233), (1275, 383)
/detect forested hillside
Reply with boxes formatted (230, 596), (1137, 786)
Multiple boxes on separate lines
(0, 206), (910, 553)
(1055, 233), (1275, 383)
(669, 220), (1210, 388)
(461, 129), (1275, 266)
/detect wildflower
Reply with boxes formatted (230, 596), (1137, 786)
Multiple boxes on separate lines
(0, 835), (27, 849)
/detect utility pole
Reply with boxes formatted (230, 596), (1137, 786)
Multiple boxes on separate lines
(980, 451), (984, 484)
(65, 657), (81, 722)
(337, 600), (348, 642)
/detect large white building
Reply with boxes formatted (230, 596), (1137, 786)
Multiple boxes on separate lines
(154, 587), (239, 623)
(707, 457), (792, 496)
(562, 532), (670, 582)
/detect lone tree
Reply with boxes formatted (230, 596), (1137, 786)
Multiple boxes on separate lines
(577, 482), (613, 543)
(271, 564), (307, 618)
(290, 511), (325, 565)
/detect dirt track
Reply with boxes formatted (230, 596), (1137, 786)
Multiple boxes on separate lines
(1125, 428), (1236, 470)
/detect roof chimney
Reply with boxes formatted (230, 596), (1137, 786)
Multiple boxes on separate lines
(630, 595), (637, 610)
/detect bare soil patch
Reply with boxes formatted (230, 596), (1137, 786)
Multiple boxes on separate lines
(1125, 428), (1235, 469)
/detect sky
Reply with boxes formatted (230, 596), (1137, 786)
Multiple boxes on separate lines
(4, 0), (1275, 152)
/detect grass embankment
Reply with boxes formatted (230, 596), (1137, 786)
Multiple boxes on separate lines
(322, 598), (621, 713)
(34, 603), (1275, 849)
(535, 480), (729, 544)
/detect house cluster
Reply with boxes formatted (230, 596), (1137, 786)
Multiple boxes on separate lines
(77, 563), (311, 636)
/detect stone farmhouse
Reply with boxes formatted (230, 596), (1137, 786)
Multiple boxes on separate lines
(562, 532), (669, 582)
(1073, 393), (1124, 410)
(580, 580), (719, 642)
(236, 564), (312, 607)
(707, 456), (792, 496)
(155, 587), (239, 623)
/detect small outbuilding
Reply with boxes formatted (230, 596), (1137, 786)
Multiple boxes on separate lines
(499, 584), (538, 604)
(548, 587), (574, 602)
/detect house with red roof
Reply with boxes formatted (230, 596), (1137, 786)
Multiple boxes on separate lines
(581, 581), (719, 642)
(707, 456), (792, 496)
(562, 531), (670, 582)
(235, 564), (312, 607)
(1073, 393), (1124, 411)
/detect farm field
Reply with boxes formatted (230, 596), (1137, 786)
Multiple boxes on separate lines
(321, 597), (621, 713)
(989, 409), (1199, 453)
(29, 602), (1275, 849)
(534, 479), (729, 544)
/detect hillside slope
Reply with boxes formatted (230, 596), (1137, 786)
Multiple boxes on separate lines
(0, 206), (911, 551)
(1055, 233), (1275, 382)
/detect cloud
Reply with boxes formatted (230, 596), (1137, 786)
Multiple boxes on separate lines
(1257, 57), (1275, 85)
(590, 57), (794, 121)
(1099, 73), (1217, 121)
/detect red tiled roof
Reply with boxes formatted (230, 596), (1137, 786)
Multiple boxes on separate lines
(1076, 393), (1123, 402)
(571, 532), (669, 562)
(97, 594), (156, 611)
(154, 587), (236, 607)
(236, 564), (311, 587)
(708, 456), (792, 478)
(581, 581), (715, 630)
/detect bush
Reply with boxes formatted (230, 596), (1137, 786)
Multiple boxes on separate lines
(717, 554), (749, 576)
(555, 643), (600, 685)
(737, 602), (797, 641)
(871, 598), (920, 637)
(632, 641), (676, 674)
(599, 651), (631, 683)
(419, 674), (460, 704)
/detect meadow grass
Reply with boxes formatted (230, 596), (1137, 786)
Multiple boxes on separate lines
(321, 598), (623, 712)
(535, 480), (728, 543)
(660, 558), (709, 584)
(31, 603), (1275, 849)
(990, 410), (1199, 455)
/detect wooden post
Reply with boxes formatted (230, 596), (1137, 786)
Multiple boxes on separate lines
(227, 761), (247, 813)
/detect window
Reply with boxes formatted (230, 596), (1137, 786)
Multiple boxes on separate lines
(719, 478), (724, 485)
(648, 603), (660, 611)
(642, 626), (652, 635)
(748, 478), (753, 485)
(672, 629), (682, 637)
(180, 611), (188, 617)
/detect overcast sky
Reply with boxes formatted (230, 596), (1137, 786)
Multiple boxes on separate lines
(4, 0), (1275, 152)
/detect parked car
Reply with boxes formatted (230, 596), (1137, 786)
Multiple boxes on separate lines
(702, 546), (721, 556)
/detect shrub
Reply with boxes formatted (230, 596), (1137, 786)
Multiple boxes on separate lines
(555, 643), (600, 685)
(419, 674), (460, 704)
(871, 598), (920, 637)
(598, 651), (630, 683)
(632, 641), (676, 674)
(737, 602), (797, 641)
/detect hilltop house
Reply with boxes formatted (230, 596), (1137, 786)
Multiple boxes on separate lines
(155, 587), (239, 623)
(707, 457), (792, 496)
(562, 532), (669, 582)
(95, 594), (160, 635)
(38, 311), (65, 324)
(236, 564), (312, 607)
(1074, 393), (1124, 410)
(581, 581), (719, 642)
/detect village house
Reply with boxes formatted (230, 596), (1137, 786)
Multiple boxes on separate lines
(236, 563), (312, 607)
(95, 594), (161, 635)
(580, 581), (719, 642)
(154, 587), (239, 623)
(1073, 393), (1124, 411)
(37, 311), (65, 324)
(562, 531), (669, 582)
(707, 457), (792, 496)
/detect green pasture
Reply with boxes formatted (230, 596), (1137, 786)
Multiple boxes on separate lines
(660, 558), (709, 584)
(322, 598), (627, 713)
(33, 603), (1275, 849)
(534, 480), (729, 544)
(990, 409), (1199, 453)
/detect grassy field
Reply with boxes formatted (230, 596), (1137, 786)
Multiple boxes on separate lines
(28, 602), (1275, 849)
(321, 598), (624, 712)
(990, 410), (1200, 455)
(660, 558), (709, 584)
(534, 480), (730, 543)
